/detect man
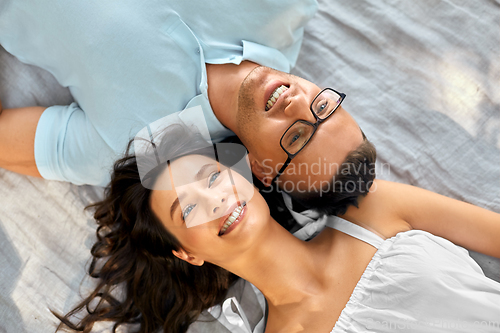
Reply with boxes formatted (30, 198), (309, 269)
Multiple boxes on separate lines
(1, 0), (372, 218)
(0, 0), (322, 187)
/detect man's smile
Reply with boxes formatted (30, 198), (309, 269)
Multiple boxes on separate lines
(265, 83), (289, 111)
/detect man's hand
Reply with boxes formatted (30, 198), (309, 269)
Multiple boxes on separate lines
(0, 106), (45, 178)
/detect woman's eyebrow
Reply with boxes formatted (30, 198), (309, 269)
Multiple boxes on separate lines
(195, 163), (214, 181)
(170, 198), (180, 220)
(168, 163), (214, 220)
(169, 191), (186, 221)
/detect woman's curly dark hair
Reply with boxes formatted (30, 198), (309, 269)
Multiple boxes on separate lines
(54, 125), (238, 333)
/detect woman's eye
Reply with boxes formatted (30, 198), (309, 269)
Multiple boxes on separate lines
(208, 171), (220, 188)
(182, 204), (196, 220)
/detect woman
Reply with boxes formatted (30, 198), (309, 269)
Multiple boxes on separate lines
(56, 126), (500, 333)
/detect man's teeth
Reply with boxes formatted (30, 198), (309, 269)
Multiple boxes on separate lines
(220, 205), (243, 235)
(266, 85), (288, 111)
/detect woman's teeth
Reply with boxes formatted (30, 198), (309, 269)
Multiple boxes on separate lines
(266, 85), (288, 111)
(220, 205), (244, 235)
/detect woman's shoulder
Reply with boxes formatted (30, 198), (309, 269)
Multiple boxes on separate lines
(339, 179), (413, 240)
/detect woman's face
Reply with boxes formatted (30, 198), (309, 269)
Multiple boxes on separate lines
(150, 154), (271, 268)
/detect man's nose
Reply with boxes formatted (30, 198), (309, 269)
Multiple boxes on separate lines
(283, 93), (315, 123)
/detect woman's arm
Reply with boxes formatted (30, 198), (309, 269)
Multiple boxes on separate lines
(0, 106), (45, 178)
(380, 180), (500, 258)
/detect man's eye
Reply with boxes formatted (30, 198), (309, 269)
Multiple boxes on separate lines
(291, 133), (300, 144)
(288, 131), (302, 146)
(316, 101), (329, 115)
(182, 204), (196, 220)
(208, 171), (220, 188)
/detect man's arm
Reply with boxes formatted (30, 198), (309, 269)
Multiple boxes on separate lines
(0, 104), (45, 178)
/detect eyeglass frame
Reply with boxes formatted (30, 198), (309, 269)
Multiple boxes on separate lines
(270, 87), (346, 185)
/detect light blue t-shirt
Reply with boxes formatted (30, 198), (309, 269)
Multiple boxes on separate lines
(0, 0), (318, 186)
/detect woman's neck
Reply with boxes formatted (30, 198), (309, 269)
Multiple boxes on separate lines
(227, 218), (334, 311)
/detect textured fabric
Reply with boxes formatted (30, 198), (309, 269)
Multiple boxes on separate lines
(189, 279), (266, 333)
(1, 0), (499, 332)
(0, 0), (318, 185)
(327, 217), (500, 332)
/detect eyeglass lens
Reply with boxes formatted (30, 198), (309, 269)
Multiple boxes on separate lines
(281, 89), (342, 154)
(311, 89), (342, 119)
(281, 120), (316, 155)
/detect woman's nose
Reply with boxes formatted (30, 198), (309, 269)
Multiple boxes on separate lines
(196, 186), (229, 217)
(210, 195), (226, 216)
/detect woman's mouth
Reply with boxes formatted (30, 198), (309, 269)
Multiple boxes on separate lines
(218, 202), (247, 236)
(265, 85), (289, 111)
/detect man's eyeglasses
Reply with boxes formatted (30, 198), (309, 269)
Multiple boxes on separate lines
(271, 88), (346, 184)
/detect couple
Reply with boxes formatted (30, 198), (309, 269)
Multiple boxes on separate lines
(55, 121), (500, 333)
(0, 0), (375, 215)
(1, 1), (500, 332)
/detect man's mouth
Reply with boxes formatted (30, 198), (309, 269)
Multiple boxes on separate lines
(265, 85), (289, 111)
(218, 201), (247, 236)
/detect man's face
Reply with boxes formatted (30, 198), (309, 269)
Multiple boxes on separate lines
(235, 66), (364, 195)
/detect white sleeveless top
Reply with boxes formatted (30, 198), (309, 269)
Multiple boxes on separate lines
(326, 216), (500, 333)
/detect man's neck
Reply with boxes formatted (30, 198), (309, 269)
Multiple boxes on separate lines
(206, 61), (259, 133)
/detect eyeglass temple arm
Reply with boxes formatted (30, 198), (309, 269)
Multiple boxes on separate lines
(271, 156), (292, 185)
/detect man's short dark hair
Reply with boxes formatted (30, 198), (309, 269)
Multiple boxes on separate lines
(294, 136), (377, 216)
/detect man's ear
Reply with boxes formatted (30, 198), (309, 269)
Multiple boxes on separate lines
(248, 152), (272, 187)
(172, 249), (204, 266)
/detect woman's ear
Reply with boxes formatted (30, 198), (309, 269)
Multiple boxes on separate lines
(248, 152), (272, 187)
(172, 249), (204, 266)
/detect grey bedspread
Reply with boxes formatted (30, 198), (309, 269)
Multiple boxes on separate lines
(1, 0), (499, 332)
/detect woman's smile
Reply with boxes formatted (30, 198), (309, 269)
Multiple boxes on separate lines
(218, 201), (248, 236)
